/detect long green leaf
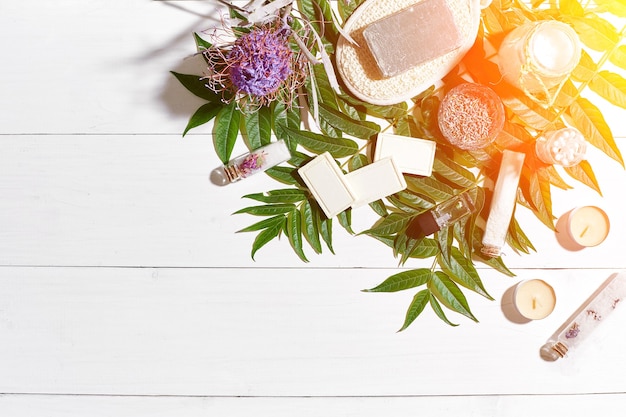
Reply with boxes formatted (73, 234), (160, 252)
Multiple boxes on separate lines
(405, 176), (455, 201)
(214, 102), (241, 163)
(170, 71), (222, 102)
(428, 271), (477, 322)
(301, 199), (323, 254)
(429, 293), (459, 326)
(594, 0), (626, 17)
(567, 98), (624, 167)
(437, 247), (493, 300)
(251, 219), (285, 260)
(432, 155), (477, 189)
(610, 45), (626, 69)
(243, 189), (307, 204)
(234, 204), (296, 216)
(183, 102), (222, 136)
(286, 210), (308, 262)
(243, 106), (272, 149)
(589, 71), (626, 109)
(363, 268), (431, 293)
(237, 215), (286, 233)
(563, 160), (602, 195)
(284, 127), (358, 158)
(527, 167), (555, 230)
(567, 15), (619, 51)
(398, 289), (431, 332)
(360, 213), (412, 236)
(265, 166), (299, 185)
(318, 212), (334, 254)
(318, 103), (380, 139)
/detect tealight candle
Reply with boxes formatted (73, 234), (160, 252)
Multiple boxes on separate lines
(567, 206), (610, 247)
(514, 279), (556, 320)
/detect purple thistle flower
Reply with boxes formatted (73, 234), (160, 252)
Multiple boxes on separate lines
(227, 28), (293, 97)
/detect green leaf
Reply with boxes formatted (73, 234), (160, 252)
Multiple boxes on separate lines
(273, 101), (301, 144)
(237, 214), (286, 233)
(398, 289), (431, 331)
(348, 153), (369, 172)
(286, 209), (308, 262)
(214, 102), (241, 163)
(563, 160), (602, 195)
(567, 98), (624, 167)
(182, 102), (222, 136)
(339, 94), (408, 119)
(301, 199), (323, 254)
(337, 209), (353, 233)
(432, 154), (477, 189)
(428, 271), (477, 322)
(437, 247), (493, 300)
(234, 204), (296, 216)
(589, 71), (626, 110)
(497, 87), (558, 130)
(609, 45), (626, 70)
(526, 167), (555, 230)
(571, 49), (598, 82)
(429, 293), (459, 326)
(594, 0), (626, 17)
(567, 15), (619, 51)
(265, 166), (299, 185)
(170, 71), (222, 102)
(243, 189), (307, 204)
(243, 106), (272, 149)
(559, 0), (584, 16)
(194, 32), (212, 50)
(318, 103), (381, 139)
(318, 213), (334, 254)
(505, 215), (536, 254)
(284, 127), (359, 158)
(360, 212), (412, 236)
(363, 268), (431, 293)
(251, 219), (285, 260)
(405, 176), (455, 201)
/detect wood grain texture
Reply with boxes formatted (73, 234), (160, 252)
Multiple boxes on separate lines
(1, 0), (626, 415)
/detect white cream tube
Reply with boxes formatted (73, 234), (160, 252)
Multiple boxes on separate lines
(481, 150), (526, 257)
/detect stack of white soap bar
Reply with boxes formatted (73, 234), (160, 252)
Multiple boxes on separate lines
(374, 133), (437, 176)
(298, 153), (407, 218)
(362, 0), (463, 78)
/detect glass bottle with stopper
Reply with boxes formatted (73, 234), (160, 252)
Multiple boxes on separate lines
(211, 140), (291, 185)
(406, 190), (477, 238)
(540, 272), (626, 361)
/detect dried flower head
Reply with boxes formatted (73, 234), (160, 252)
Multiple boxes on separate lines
(203, 21), (307, 111)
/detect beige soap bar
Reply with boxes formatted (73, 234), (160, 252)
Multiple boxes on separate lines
(298, 152), (356, 219)
(344, 157), (407, 208)
(362, 0), (463, 78)
(374, 133), (436, 176)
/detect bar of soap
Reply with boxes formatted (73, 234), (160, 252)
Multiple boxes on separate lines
(362, 0), (463, 78)
(344, 157), (407, 208)
(374, 133), (436, 176)
(298, 152), (355, 218)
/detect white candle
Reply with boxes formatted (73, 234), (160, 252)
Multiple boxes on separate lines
(567, 206), (610, 247)
(514, 279), (556, 320)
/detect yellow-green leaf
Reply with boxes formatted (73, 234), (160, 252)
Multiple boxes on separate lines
(398, 289), (431, 331)
(363, 268), (431, 293)
(589, 71), (626, 109)
(564, 160), (602, 195)
(567, 98), (624, 167)
(568, 15), (619, 51)
(428, 271), (477, 322)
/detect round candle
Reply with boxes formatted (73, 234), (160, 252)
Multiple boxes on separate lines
(567, 206), (610, 247)
(514, 279), (556, 320)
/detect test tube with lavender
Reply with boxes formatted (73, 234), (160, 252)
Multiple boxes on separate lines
(222, 140), (291, 184)
(541, 272), (626, 361)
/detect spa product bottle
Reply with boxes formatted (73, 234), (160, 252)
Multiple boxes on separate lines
(535, 127), (587, 167)
(406, 190), (476, 238)
(541, 272), (626, 361)
(222, 140), (291, 183)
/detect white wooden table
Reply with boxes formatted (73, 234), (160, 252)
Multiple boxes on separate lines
(1, 1), (626, 415)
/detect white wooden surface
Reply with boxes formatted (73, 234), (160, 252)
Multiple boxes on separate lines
(1, 1), (626, 415)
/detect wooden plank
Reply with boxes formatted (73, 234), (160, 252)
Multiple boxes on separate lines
(1, 135), (625, 269)
(1, 266), (625, 396)
(1, 394), (626, 417)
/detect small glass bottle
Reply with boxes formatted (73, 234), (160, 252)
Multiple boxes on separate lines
(497, 21), (581, 94)
(535, 127), (587, 167)
(406, 190), (476, 238)
(212, 140), (291, 185)
(540, 272), (626, 361)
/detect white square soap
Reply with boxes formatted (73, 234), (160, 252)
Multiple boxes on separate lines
(298, 152), (355, 218)
(344, 157), (407, 208)
(374, 133), (436, 176)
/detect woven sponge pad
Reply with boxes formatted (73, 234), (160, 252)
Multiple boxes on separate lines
(336, 0), (480, 105)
